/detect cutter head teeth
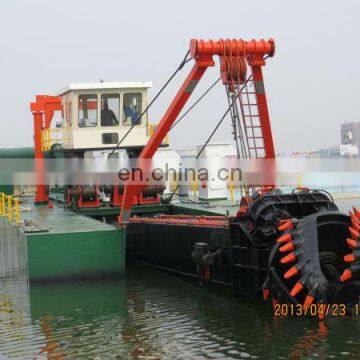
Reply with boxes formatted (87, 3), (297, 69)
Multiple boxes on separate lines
(349, 226), (360, 240)
(277, 233), (292, 244)
(344, 254), (356, 262)
(351, 220), (360, 232)
(279, 241), (295, 252)
(290, 281), (304, 296)
(284, 265), (299, 279)
(280, 252), (296, 264)
(278, 220), (294, 231)
(303, 294), (315, 309)
(350, 211), (360, 224)
(340, 269), (352, 282)
(347, 238), (357, 249)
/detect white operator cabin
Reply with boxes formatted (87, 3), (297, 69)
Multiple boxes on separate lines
(57, 81), (166, 151)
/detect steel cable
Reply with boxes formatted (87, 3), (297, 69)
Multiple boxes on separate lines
(108, 50), (191, 159)
(170, 77), (221, 130)
(165, 76), (252, 203)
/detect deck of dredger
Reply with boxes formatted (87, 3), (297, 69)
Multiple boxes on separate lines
(49, 190), (240, 218)
(19, 195), (118, 234)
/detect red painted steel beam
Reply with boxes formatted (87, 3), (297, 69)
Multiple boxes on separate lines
(30, 95), (62, 128)
(33, 112), (49, 203)
(30, 95), (62, 203)
(190, 39), (275, 58)
(129, 216), (229, 228)
(30, 95), (62, 113)
(157, 214), (229, 220)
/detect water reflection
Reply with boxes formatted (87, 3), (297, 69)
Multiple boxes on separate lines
(1, 259), (360, 358)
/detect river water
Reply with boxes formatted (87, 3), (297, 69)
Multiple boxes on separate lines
(1, 199), (360, 359)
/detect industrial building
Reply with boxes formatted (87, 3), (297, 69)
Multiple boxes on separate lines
(340, 121), (360, 156)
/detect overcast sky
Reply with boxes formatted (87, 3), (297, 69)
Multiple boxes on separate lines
(0, 0), (359, 153)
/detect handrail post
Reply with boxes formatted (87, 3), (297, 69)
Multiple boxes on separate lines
(14, 199), (20, 225)
(2, 193), (5, 216)
(7, 196), (12, 222)
(229, 180), (235, 203)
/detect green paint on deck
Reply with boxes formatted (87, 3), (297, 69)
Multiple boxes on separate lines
(1, 197), (125, 281)
(25, 201), (119, 234)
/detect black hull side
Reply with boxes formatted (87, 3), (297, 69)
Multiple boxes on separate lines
(126, 222), (232, 286)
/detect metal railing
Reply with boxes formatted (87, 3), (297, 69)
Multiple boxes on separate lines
(147, 123), (169, 144)
(0, 193), (20, 226)
(41, 128), (70, 151)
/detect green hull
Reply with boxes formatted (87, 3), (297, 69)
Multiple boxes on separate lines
(0, 199), (125, 282)
(27, 228), (125, 281)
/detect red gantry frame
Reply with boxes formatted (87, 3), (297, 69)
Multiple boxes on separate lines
(119, 38), (276, 223)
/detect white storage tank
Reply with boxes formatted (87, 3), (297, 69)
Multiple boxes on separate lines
(196, 143), (237, 200)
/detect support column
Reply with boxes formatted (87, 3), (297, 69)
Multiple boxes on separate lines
(33, 111), (49, 204)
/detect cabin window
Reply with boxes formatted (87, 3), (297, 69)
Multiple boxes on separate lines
(101, 94), (120, 127)
(102, 133), (119, 144)
(78, 94), (98, 128)
(123, 93), (142, 125)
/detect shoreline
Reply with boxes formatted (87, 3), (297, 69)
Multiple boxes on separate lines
(331, 192), (360, 200)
